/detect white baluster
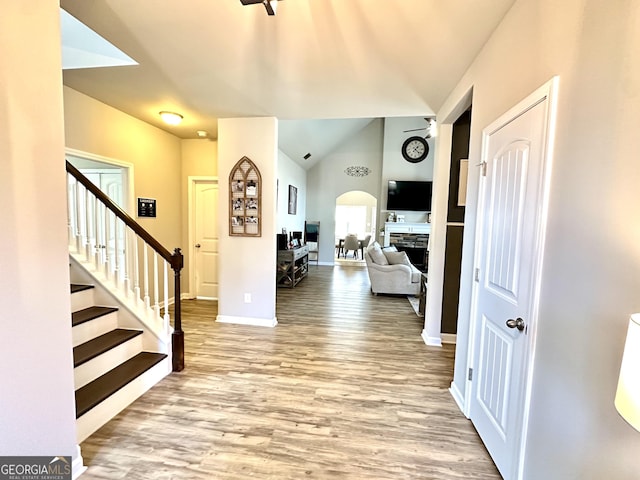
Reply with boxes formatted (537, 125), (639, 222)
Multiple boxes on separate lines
(114, 218), (121, 288)
(103, 207), (111, 279)
(67, 174), (75, 248)
(134, 235), (141, 304)
(93, 197), (101, 269)
(75, 179), (82, 253)
(143, 244), (150, 310)
(123, 227), (131, 296)
(163, 260), (170, 333)
(153, 252), (160, 319)
(84, 187), (91, 260)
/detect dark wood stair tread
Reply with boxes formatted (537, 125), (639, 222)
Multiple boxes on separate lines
(71, 284), (94, 294)
(72, 306), (118, 327)
(74, 329), (143, 367)
(75, 352), (167, 418)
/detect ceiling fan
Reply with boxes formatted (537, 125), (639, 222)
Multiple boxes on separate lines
(403, 118), (437, 138)
(240, 0), (283, 16)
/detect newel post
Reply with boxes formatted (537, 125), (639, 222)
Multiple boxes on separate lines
(171, 248), (184, 372)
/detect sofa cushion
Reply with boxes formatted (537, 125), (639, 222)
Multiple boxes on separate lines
(383, 250), (412, 266)
(382, 245), (398, 253)
(367, 243), (389, 265)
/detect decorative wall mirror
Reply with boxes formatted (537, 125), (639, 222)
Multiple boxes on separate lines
(229, 156), (262, 237)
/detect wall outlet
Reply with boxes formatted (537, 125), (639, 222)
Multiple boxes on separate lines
(244, 293), (252, 303)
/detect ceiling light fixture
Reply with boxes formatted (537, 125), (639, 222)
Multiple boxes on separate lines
(196, 130), (208, 138)
(159, 111), (183, 126)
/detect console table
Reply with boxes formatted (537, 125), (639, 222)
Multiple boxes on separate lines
(276, 245), (309, 288)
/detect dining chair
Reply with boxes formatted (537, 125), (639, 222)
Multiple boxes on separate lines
(359, 234), (372, 259)
(343, 234), (360, 259)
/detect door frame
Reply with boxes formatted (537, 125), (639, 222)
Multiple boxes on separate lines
(464, 77), (559, 478)
(188, 176), (218, 299)
(65, 147), (134, 215)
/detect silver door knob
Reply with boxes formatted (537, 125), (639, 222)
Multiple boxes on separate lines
(195, 244), (201, 248)
(506, 317), (525, 331)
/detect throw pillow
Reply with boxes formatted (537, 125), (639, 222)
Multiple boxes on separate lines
(367, 243), (389, 265)
(382, 245), (398, 253)
(384, 250), (412, 266)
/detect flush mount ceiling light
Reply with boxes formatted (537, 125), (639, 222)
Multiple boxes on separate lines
(159, 111), (183, 126)
(196, 130), (208, 138)
(345, 166), (372, 177)
(239, 0), (282, 16)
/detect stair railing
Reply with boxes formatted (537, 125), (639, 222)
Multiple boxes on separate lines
(66, 161), (184, 372)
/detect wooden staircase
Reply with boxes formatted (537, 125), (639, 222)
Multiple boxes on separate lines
(71, 283), (170, 443)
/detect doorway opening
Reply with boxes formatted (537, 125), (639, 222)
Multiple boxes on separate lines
(65, 149), (132, 213)
(334, 191), (377, 266)
(188, 177), (219, 300)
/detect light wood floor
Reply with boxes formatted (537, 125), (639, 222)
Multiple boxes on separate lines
(79, 265), (500, 479)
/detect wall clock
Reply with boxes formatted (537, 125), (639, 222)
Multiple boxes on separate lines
(401, 136), (429, 163)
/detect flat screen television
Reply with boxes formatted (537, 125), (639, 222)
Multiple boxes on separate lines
(387, 180), (433, 212)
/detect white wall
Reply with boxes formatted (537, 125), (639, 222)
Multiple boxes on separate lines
(441, 0), (640, 477)
(306, 119), (385, 264)
(277, 150), (307, 236)
(0, 0), (78, 466)
(217, 117), (278, 325)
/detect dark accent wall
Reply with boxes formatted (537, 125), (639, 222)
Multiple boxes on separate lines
(441, 226), (464, 334)
(447, 109), (471, 223)
(441, 108), (471, 335)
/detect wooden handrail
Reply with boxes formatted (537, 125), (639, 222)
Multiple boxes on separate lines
(66, 161), (184, 371)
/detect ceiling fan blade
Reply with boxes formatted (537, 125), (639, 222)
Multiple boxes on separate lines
(403, 127), (427, 133)
(239, 0), (281, 15)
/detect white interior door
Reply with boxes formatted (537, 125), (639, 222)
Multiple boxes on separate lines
(469, 83), (555, 479)
(194, 181), (219, 299)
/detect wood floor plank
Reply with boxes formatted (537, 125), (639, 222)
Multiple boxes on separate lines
(79, 265), (500, 479)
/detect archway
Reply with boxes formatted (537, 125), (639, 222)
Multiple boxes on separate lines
(334, 190), (377, 264)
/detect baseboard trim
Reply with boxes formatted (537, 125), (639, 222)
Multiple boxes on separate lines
(441, 333), (457, 344)
(72, 444), (87, 479)
(216, 315), (278, 328)
(449, 382), (467, 416)
(421, 329), (442, 347)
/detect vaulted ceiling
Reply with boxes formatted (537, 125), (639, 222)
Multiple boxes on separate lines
(60, 0), (516, 167)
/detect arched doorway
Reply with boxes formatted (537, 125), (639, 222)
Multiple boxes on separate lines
(334, 191), (377, 264)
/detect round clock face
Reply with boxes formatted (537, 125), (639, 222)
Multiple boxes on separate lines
(402, 136), (429, 163)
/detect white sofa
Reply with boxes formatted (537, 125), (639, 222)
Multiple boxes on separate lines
(364, 242), (422, 295)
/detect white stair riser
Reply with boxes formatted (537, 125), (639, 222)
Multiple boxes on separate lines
(76, 357), (171, 444)
(72, 312), (118, 347)
(71, 289), (95, 313)
(74, 335), (143, 389)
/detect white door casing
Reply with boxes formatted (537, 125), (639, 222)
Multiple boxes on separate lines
(190, 179), (219, 299)
(468, 79), (557, 479)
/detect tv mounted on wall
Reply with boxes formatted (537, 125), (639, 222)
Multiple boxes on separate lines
(387, 180), (433, 212)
